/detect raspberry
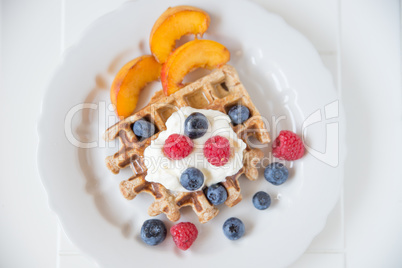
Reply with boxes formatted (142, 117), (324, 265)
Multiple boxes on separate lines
(272, 130), (305, 160)
(163, 134), (194, 160)
(203, 136), (231, 166)
(170, 222), (198, 250)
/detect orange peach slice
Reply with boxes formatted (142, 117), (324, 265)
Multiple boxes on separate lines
(150, 5), (210, 63)
(161, 39), (230, 96)
(111, 55), (161, 118)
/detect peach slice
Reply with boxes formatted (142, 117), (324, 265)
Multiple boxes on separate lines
(111, 55), (161, 118)
(161, 39), (230, 95)
(150, 5), (210, 63)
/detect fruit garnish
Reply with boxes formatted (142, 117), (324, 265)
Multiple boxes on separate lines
(132, 119), (156, 139)
(150, 5), (210, 63)
(264, 162), (289, 186)
(140, 219), (167, 246)
(163, 134), (194, 160)
(272, 130), (305, 160)
(228, 105), (250, 125)
(184, 112), (209, 139)
(252, 191), (271, 210)
(222, 217), (245, 240)
(203, 135), (231, 166)
(161, 39), (230, 96)
(205, 184), (228, 205)
(180, 167), (204, 191)
(170, 222), (198, 250)
(111, 55), (161, 118)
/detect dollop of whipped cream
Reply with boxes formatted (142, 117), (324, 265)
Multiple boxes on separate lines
(143, 107), (247, 192)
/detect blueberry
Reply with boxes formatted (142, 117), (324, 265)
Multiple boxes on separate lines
(228, 105), (250, 125)
(252, 191), (271, 210)
(222, 217), (245, 240)
(133, 119), (156, 139)
(264, 162), (289, 185)
(140, 219), (167, 246)
(180, 167), (204, 191)
(205, 184), (228, 205)
(184, 112), (208, 139)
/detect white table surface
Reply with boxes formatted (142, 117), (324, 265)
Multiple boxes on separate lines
(1, 0), (401, 267)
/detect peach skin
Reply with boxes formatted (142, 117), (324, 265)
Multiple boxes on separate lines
(111, 55), (161, 118)
(161, 39), (230, 96)
(150, 5), (210, 63)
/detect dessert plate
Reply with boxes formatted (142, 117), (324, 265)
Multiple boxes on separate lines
(38, 0), (345, 267)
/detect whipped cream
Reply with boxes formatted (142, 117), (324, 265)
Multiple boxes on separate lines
(143, 107), (247, 192)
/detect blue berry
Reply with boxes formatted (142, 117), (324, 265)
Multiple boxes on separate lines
(222, 217), (245, 240)
(264, 162), (289, 185)
(205, 184), (228, 205)
(228, 105), (250, 125)
(252, 191), (271, 210)
(180, 167), (204, 191)
(184, 112), (208, 139)
(140, 219), (167, 246)
(133, 119), (156, 139)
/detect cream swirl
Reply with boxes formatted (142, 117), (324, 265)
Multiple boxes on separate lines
(143, 107), (246, 192)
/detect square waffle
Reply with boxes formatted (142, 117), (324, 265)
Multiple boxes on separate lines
(104, 64), (270, 223)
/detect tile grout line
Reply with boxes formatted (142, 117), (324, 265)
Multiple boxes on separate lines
(56, 224), (61, 268)
(337, 0), (346, 267)
(303, 251), (346, 254)
(400, 0), (402, 124)
(58, 0), (65, 265)
(60, 0), (65, 53)
(317, 51), (338, 55)
(340, 189), (345, 267)
(0, 0), (2, 90)
(59, 251), (84, 256)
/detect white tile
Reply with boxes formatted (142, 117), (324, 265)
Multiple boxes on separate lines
(63, 0), (128, 49)
(289, 253), (344, 268)
(341, 0), (402, 267)
(252, 0), (340, 52)
(1, 0), (62, 267)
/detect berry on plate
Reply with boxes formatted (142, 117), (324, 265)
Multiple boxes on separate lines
(264, 162), (289, 186)
(133, 119), (156, 139)
(205, 183), (228, 205)
(223, 217), (245, 240)
(140, 219), (167, 246)
(163, 134), (194, 160)
(272, 130), (305, 160)
(252, 191), (271, 210)
(170, 222), (198, 250)
(203, 135), (231, 166)
(228, 105), (250, 125)
(184, 112), (209, 139)
(180, 167), (204, 191)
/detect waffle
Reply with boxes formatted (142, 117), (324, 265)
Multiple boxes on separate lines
(104, 64), (270, 223)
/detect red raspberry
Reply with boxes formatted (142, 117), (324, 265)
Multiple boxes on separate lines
(170, 222), (198, 250)
(272, 130), (305, 160)
(203, 136), (231, 166)
(163, 134), (193, 160)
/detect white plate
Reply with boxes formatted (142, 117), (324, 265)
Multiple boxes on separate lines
(38, 0), (345, 267)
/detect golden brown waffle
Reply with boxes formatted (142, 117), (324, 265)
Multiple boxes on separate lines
(104, 64), (270, 223)
(119, 148), (262, 223)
